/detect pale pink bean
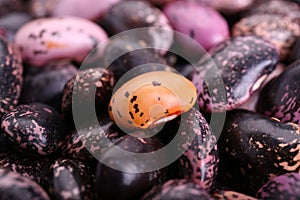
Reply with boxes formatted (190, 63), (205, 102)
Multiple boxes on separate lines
(14, 16), (108, 67)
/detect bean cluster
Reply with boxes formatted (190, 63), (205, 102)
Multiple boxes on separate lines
(0, 0), (300, 199)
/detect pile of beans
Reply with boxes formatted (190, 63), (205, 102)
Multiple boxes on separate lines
(0, 0), (300, 199)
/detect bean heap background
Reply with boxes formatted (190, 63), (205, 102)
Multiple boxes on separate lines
(0, 0), (300, 199)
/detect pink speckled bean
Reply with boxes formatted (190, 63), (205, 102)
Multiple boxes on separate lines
(163, 1), (229, 51)
(14, 16), (108, 67)
(176, 108), (218, 190)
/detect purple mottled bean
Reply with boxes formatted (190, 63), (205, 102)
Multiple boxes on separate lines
(257, 60), (300, 125)
(256, 173), (300, 200)
(163, 1), (229, 51)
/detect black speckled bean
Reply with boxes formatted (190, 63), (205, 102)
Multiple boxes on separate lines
(174, 108), (218, 191)
(257, 60), (300, 126)
(256, 173), (300, 200)
(192, 36), (278, 112)
(0, 154), (51, 191)
(61, 67), (115, 124)
(1, 103), (64, 156)
(60, 115), (122, 163)
(141, 179), (213, 200)
(217, 109), (300, 196)
(0, 37), (23, 119)
(21, 62), (78, 110)
(0, 168), (50, 200)
(49, 158), (95, 200)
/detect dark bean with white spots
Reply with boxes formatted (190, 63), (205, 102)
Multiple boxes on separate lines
(61, 67), (115, 124)
(0, 168), (50, 200)
(192, 36), (278, 112)
(60, 115), (122, 163)
(95, 135), (168, 200)
(0, 37), (23, 119)
(21, 62), (78, 110)
(232, 14), (300, 60)
(256, 173), (300, 200)
(218, 109), (300, 196)
(0, 155), (51, 190)
(257, 60), (300, 126)
(49, 158), (95, 200)
(141, 179), (213, 200)
(174, 108), (218, 191)
(1, 103), (64, 156)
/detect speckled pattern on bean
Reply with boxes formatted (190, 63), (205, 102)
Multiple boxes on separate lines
(60, 116), (122, 163)
(14, 16), (108, 67)
(257, 60), (300, 126)
(0, 168), (50, 200)
(232, 14), (300, 60)
(0, 37), (23, 119)
(256, 173), (300, 200)
(245, 0), (300, 23)
(218, 109), (300, 195)
(0, 155), (51, 190)
(192, 36), (278, 112)
(61, 67), (115, 122)
(1, 103), (63, 156)
(49, 158), (95, 200)
(109, 70), (196, 130)
(175, 108), (218, 190)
